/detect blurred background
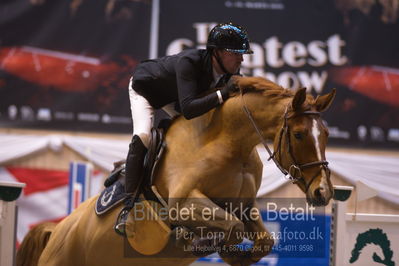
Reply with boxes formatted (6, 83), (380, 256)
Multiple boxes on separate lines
(0, 0), (398, 265)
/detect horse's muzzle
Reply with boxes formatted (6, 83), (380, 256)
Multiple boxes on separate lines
(306, 186), (333, 206)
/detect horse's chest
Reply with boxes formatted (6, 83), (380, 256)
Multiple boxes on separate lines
(205, 168), (255, 198)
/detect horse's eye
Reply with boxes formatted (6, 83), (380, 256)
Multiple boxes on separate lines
(293, 132), (302, 140)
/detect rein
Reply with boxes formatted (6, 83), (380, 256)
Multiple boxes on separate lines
(239, 88), (329, 192)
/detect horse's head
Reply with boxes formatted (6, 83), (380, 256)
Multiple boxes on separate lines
(273, 87), (336, 206)
(227, 76), (335, 206)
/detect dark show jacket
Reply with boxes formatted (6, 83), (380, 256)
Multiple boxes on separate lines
(132, 49), (228, 120)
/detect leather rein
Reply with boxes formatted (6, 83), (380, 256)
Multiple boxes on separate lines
(239, 88), (330, 192)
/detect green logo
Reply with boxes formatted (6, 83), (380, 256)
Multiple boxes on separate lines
(350, 228), (395, 266)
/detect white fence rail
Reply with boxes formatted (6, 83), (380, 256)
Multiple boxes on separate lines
(0, 181), (25, 266)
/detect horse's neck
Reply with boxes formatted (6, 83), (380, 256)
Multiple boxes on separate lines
(220, 94), (291, 157)
(166, 94), (290, 160)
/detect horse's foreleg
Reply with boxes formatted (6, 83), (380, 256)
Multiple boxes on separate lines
(219, 201), (274, 266)
(243, 201), (274, 262)
(168, 189), (244, 250)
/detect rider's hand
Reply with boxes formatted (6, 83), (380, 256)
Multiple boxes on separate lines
(220, 76), (239, 101)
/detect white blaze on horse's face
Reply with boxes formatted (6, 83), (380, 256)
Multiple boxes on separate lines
(310, 118), (331, 200)
(311, 119), (322, 161)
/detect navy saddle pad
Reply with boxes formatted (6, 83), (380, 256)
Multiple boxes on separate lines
(95, 180), (127, 215)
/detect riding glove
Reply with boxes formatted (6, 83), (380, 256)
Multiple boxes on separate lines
(220, 76), (239, 101)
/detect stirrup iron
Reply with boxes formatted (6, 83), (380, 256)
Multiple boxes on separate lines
(114, 196), (135, 236)
(114, 207), (131, 236)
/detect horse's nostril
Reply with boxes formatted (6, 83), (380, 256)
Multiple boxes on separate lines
(314, 187), (325, 199)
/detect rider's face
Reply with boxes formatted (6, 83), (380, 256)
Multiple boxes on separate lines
(214, 50), (243, 74)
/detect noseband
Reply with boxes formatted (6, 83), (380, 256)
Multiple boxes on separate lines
(240, 89), (330, 192)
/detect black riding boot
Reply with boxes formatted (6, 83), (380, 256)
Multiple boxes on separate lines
(115, 135), (147, 235)
(124, 135), (147, 196)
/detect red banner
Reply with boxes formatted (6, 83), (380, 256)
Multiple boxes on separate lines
(0, 0), (151, 132)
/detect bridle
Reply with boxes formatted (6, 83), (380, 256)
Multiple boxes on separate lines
(239, 88), (330, 192)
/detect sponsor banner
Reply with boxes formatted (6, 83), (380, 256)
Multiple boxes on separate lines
(1, 0), (398, 148)
(0, 0), (152, 132)
(158, 0), (399, 148)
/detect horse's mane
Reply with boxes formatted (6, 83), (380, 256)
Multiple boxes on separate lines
(174, 76), (297, 137)
(235, 76), (293, 100)
(235, 76), (317, 111)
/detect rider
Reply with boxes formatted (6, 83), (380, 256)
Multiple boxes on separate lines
(115, 22), (253, 233)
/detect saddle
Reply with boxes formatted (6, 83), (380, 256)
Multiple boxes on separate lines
(95, 123), (169, 216)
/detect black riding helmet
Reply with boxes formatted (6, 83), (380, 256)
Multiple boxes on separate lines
(207, 22), (253, 54)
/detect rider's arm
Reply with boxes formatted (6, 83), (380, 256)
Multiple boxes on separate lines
(176, 57), (225, 120)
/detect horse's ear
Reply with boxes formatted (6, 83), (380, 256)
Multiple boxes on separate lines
(292, 87), (307, 111)
(315, 88), (336, 112)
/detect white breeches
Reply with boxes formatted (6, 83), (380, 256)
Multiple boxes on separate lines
(129, 78), (178, 148)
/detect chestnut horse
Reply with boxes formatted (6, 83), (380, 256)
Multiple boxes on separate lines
(17, 76), (336, 266)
